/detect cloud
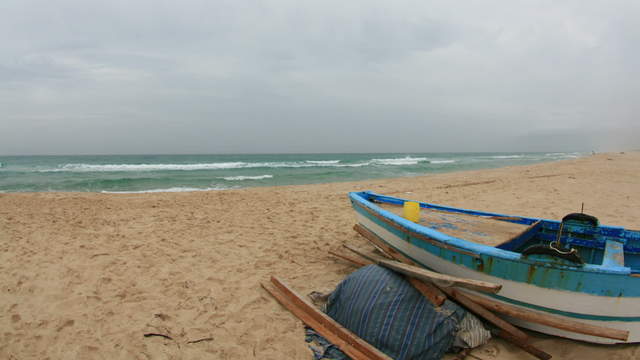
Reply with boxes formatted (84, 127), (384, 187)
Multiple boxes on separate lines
(0, 0), (638, 154)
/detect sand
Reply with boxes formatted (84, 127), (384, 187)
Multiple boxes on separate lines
(1, 151), (640, 359)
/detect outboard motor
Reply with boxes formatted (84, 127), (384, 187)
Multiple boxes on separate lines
(522, 212), (599, 265)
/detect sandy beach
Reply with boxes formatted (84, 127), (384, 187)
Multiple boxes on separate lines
(1, 151), (640, 359)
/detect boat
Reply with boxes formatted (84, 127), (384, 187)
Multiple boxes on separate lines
(349, 191), (640, 344)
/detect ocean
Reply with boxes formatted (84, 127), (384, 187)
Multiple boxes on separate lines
(0, 152), (582, 193)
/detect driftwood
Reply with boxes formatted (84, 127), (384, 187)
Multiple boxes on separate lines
(493, 329), (552, 360)
(262, 276), (393, 360)
(352, 224), (449, 306)
(328, 250), (372, 267)
(460, 291), (629, 342)
(143, 333), (173, 340)
(186, 337), (214, 344)
(343, 243), (502, 294)
(329, 249), (446, 306)
(341, 244), (530, 342)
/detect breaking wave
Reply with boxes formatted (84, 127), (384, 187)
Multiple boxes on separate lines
(489, 155), (524, 159)
(221, 175), (274, 181)
(429, 160), (456, 164)
(306, 160), (340, 164)
(370, 157), (428, 166)
(42, 156), (431, 172)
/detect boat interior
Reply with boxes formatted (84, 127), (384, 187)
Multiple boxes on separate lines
(375, 200), (640, 272)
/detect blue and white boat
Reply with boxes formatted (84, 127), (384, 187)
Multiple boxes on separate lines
(349, 191), (640, 343)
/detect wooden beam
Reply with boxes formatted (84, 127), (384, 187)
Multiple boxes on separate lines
(444, 288), (529, 342)
(354, 224), (448, 306)
(262, 282), (373, 360)
(493, 329), (552, 360)
(459, 291), (629, 342)
(354, 224), (418, 265)
(328, 250), (372, 267)
(329, 249), (446, 306)
(269, 276), (394, 360)
(407, 277), (447, 306)
(343, 243), (502, 294)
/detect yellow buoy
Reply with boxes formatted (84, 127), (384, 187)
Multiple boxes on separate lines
(403, 201), (421, 223)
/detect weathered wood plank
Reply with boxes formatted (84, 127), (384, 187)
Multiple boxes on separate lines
(330, 248), (446, 306)
(343, 243), (502, 294)
(354, 224), (418, 265)
(444, 288), (530, 342)
(493, 329), (552, 360)
(269, 276), (394, 360)
(459, 291), (629, 342)
(262, 282), (372, 360)
(328, 250), (372, 267)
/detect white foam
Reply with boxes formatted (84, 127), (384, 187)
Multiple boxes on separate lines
(101, 186), (231, 194)
(371, 157), (428, 166)
(57, 162), (248, 172)
(42, 156), (434, 173)
(221, 175), (273, 181)
(49, 161), (328, 172)
(490, 155), (524, 159)
(306, 160), (341, 164)
(430, 160), (456, 164)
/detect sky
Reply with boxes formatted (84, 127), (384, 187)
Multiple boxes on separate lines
(1, 0), (638, 155)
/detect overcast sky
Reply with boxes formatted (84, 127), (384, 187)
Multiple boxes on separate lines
(1, 0), (638, 155)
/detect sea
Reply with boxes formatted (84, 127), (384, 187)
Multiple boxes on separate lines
(0, 152), (582, 193)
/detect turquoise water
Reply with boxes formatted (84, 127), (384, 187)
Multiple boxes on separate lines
(0, 152), (582, 193)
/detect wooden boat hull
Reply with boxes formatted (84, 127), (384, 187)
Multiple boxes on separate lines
(350, 191), (640, 344)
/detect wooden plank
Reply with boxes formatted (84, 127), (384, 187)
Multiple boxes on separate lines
(407, 277), (447, 306)
(354, 224), (418, 265)
(444, 288), (529, 342)
(493, 329), (552, 360)
(261, 283), (372, 360)
(343, 243), (502, 294)
(459, 291), (629, 342)
(330, 247), (446, 306)
(355, 202), (481, 258)
(269, 276), (394, 360)
(343, 243), (529, 342)
(328, 250), (372, 267)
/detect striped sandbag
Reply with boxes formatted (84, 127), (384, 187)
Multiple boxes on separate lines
(326, 265), (466, 360)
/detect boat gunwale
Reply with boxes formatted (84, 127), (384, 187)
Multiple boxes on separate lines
(350, 191), (633, 276)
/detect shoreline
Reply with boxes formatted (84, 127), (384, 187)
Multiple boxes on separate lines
(1, 151), (639, 359)
(0, 151), (584, 194)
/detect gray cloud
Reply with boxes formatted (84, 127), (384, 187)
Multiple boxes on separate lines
(1, 0), (639, 154)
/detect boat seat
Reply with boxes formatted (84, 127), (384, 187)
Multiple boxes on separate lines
(602, 239), (625, 268)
